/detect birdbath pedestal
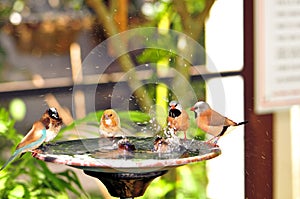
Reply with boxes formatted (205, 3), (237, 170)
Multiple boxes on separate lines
(34, 137), (221, 198)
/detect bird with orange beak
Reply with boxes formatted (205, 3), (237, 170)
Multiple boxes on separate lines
(167, 101), (190, 139)
(99, 109), (124, 137)
(190, 101), (248, 144)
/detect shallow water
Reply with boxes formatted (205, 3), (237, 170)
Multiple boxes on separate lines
(41, 137), (216, 161)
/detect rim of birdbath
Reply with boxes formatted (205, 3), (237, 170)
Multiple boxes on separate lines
(33, 137), (221, 198)
(34, 137), (221, 172)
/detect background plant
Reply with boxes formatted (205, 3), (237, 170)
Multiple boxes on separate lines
(0, 107), (88, 198)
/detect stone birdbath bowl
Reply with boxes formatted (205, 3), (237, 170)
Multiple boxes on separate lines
(34, 137), (221, 198)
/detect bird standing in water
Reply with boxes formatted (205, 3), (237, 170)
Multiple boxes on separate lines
(99, 109), (124, 137)
(167, 101), (190, 139)
(190, 101), (248, 144)
(0, 107), (63, 171)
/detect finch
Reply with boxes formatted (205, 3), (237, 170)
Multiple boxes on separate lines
(167, 101), (190, 139)
(190, 101), (247, 144)
(0, 107), (62, 171)
(99, 109), (124, 137)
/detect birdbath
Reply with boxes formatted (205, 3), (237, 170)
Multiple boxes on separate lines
(34, 137), (221, 198)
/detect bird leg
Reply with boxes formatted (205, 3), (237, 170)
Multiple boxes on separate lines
(207, 136), (217, 143)
(206, 136), (220, 147)
(183, 131), (187, 140)
(31, 150), (40, 157)
(32, 152), (37, 157)
(205, 125), (230, 145)
(212, 136), (220, 144)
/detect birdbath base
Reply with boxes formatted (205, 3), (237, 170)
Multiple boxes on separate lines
(84, 170), (168, 198)
(34, 137), (221, 198)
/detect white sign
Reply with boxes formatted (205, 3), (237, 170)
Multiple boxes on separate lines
(255, 0), (300, 113)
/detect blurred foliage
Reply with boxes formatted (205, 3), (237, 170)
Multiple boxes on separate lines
(0, 107), (88, 198)
(142, 161), (207, 199)
(142, 0), (206, 27)
(138, 49), (177, 65)
(0, 2), (12, 20)
(60, 109), (151, 135)
(9, 98), (26, 121)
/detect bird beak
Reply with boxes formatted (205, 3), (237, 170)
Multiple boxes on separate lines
(170, 105), (175, 109)
(190, 107), (195, 111)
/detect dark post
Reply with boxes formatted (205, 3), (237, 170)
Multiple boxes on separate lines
(243, 1), (273, 198)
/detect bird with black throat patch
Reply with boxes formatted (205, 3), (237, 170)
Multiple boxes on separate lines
(167, 100), (190, 140)
(190, 101), (248, 144)
(0, 107), (63, 171)
(42, 107), (63, 143)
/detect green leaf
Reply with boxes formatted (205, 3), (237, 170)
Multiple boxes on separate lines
(8, 184), (25, 199)
(0, 121), (8, 133)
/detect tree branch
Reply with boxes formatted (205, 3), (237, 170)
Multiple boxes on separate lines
(173, 0), (215, 40)
(173, 0), (191, 33)
(85, 0), (153, 112)
(194, 0), (215, 38)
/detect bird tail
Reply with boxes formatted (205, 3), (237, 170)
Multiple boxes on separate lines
(213, 121), (248, 143)
(0, 150), (21, 171)
(218, 125), (230, 137)
(236, 121), (248, 126)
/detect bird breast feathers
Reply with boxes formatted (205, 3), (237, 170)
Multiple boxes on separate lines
(103, 117), (118, 127)
(168, 110), (190, 131)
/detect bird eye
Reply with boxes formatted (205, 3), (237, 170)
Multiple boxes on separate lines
(109, 114), (113, 117)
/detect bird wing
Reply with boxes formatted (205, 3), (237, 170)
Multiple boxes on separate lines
(197, 110), (231, 136)
(202, 109), (237, 126)
(112, 113), (121, 127)
(175, 110), (190, 131)
(16, 121), (47, 151)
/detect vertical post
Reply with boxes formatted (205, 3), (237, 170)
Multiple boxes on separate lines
(70, 42), (86, 119)
(114, 0), (128, 32)
(274, 111), (292, 199)
(274, 106), (300, 199)
(290, 106), (300, 199)
(243, 0), (273, 198)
